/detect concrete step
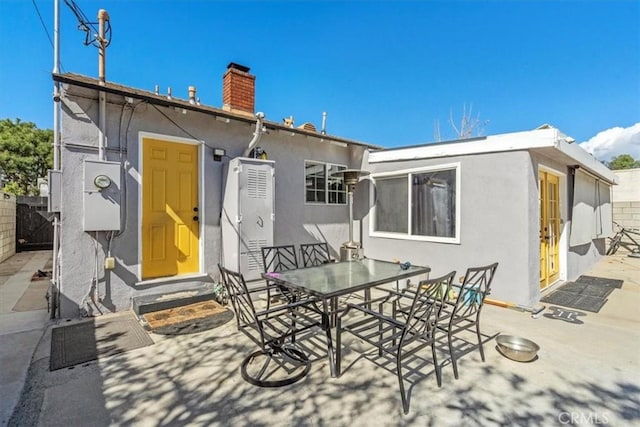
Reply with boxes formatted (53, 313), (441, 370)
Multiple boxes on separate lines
(141, 300), (234, 335)
(132, 282), (219, 316)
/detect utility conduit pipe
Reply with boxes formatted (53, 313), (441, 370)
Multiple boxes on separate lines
(97, 9), (109, 161)
(242, 112), (265, 157)
(51, 0), (61, 318)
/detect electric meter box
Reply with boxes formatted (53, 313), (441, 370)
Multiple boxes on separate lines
(83, 160), (121, 231)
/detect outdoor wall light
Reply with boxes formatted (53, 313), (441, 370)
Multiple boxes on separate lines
(213, 148), (226, 162)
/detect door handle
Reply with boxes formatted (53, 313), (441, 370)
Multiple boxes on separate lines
(193, 216), (199, 221)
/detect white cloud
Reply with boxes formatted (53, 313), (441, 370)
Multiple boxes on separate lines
(579, 123), (640, 162)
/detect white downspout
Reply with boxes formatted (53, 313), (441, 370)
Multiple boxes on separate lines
(242, 112), (265, 157)
(97, 9), (109, 161)
(51, 0), (61, 318)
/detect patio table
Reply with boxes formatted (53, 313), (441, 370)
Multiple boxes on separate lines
(263, 258), (430, 377)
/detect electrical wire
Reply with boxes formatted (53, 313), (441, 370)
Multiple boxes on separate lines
(112, 100), (143, 239)
(31, 0), (65, 72)
(63, 0), (111, 48)
(149, 103), (203, 142)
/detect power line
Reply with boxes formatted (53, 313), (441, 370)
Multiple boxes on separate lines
(31, 0), (65, 72)
(149, 104), (203, 142)
(63, 0), (111, 48)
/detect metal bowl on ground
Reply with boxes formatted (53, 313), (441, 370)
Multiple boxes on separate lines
(496, 335), (540, 362)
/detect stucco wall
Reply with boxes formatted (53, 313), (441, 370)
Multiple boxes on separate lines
(59, 84), (363, 317)
(0, 192), (16, 263)
(612, 168), (640, 230)
(360, 148), (611, 307)
(362, 151), (536, 306)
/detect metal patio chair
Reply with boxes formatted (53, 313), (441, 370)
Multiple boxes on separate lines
(300, 242), (334, 267)
(261, 245), (300, 308)
(336, 271), (456, 414)
(437, 262), (498, 379)
(218, 264), (324, 387)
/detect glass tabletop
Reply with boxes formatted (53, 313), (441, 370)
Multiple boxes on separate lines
(263, 258), (430, 298)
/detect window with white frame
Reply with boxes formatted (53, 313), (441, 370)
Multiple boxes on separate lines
(305, 161), (347, 204)
(373, 164), (460, 242)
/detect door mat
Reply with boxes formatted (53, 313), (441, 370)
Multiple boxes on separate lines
(576, 275), (623, 289)
(50, 311), (154, 371)
(540, 274), (623, 313)
(541, 290), (607, 313)
(142, 300), (234, 335)
(557, 282), (616, 299)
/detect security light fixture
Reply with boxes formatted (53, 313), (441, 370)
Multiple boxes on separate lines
(213, 148), (226, 162)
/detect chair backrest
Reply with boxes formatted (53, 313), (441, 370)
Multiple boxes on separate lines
(261, 245), (299, 273)
(300, 242), (331, 267)
(451, 262), (499, 321)
(401, 271), (456, 344)
(218, 264), (263, 345)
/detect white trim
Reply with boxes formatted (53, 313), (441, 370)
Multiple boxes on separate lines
(369, 162), (461, 244)
(557, 139), (617, 184)
(138, 132), (203, 281)
(538, 165), (568, 284)
(139, 130), (205, 146)
(303, 159), (348, 206)
(368, 127), (617, 184)
(369, 129), (557, 163)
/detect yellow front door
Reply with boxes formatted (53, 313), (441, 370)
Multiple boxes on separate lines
(539, 171), (560, 288)
(142, 138), (199, 279)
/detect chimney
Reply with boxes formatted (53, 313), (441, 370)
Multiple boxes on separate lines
(222, 62), (255, 116)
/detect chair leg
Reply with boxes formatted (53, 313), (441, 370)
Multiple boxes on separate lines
(448, 329), (459, 380)
(396, 353), (410, 414)
(476, 321), (485, 362)
(431, 340), (442, 387)
(266, 287), (271, 312)
(336, 317), (342, 376)
(378, 303), (384, 357)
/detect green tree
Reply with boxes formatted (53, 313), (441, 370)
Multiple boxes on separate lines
(0, 118), (53, 195)
(607, 154), (640, 170)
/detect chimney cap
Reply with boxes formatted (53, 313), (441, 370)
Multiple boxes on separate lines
(227, 62), (250, 73)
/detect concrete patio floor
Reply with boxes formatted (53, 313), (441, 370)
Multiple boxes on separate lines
(3, 252), (640, 426)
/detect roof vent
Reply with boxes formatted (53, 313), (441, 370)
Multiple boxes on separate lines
(297, 122), (317, 132)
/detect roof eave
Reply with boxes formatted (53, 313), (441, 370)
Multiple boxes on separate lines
(52, 72), (381, 150)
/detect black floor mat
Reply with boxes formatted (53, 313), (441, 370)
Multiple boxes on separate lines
(541, 290), (607, 313)
(577, 275), (623, 289)
(50, 311), (154, 371)
(558, 282), (616, 299)
(540, 275), (623, 313)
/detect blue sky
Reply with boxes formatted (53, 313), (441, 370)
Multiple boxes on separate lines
(1, 1), (638, 160)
